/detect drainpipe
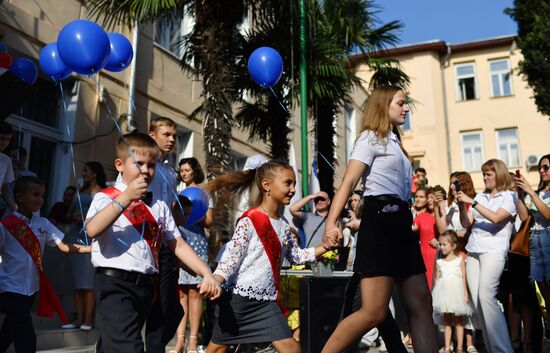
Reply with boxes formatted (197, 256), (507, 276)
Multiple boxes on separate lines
(127, 21), (139, 132)
(440, 43), (452, 175)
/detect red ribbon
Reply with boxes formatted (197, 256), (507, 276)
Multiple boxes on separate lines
(240, 208), (288, 316)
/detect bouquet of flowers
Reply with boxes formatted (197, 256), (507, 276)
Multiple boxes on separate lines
(320, 249), (339, 264)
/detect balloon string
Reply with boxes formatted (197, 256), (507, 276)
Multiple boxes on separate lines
(93, 75), (146, 242)
(59, 83), (89, 246)
(266, 87), (338, 175)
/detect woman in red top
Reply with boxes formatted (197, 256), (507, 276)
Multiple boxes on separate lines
(413, 188), (438, 289)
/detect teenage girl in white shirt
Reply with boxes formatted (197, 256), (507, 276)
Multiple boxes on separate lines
(320, 85), (438, 353)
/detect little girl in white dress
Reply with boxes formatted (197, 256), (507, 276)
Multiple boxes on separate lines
(432, 230), (472, 353)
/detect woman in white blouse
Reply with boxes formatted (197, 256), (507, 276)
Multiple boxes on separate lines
(320, 85), (437, 353)
(457, 159), (516, 353)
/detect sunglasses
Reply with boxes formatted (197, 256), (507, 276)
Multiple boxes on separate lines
(540, 165), (550, 172)
(314, 197), (326, 203)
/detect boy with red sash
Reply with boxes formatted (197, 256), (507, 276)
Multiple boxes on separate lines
(204, 161), (337, 353)
(0, 176), (91, 353)
(85, 133), (220, 353)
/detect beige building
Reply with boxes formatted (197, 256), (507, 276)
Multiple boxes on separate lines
(0, 0), (267, 211)
(346, 35), (550, 191)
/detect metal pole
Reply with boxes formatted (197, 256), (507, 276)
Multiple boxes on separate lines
(127, 21), (139, 132)
(299, 0), (309, 198)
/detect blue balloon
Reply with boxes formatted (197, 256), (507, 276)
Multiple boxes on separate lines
(39, 43), (72, 81)
(0, 43), (6, 52)
(57, 20), (110, 75)
(10, 58), (38, 85)
(104, 33), (133, 72)
(248, 47), (284, 87)
(179, 187), (209, 226)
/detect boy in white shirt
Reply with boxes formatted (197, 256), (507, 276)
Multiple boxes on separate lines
(85, 133), (220, 353)
(0, 176), (91, 353)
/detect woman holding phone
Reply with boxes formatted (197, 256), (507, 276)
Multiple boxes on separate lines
(320, 85), (437, 353)
(456, 159), (515, 353)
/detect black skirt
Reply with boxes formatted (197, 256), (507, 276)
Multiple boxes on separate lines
(353, 196), (425, 278)
(211, 292), (292, 344)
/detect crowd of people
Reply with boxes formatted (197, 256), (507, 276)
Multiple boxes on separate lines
(0, 85), (549, 353)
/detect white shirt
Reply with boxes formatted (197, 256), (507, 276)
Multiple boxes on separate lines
(465, 190), (517, 257)
(0, 212), (64, 295)
(350, 130), (413, 202)
(0, 153), (14, 186)
(86, 182), (181, 274)
(214, 215), (316, 301)
(446, 202), (467, 233)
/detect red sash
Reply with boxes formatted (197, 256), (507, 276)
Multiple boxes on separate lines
(102, 187), (162, 268)
(240, 208), (288, 315)
(1, 215), (68, 323)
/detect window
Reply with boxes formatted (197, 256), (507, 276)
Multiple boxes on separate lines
(461, 131), (484, 171)
(231, 151), (247, 171)
(154, 8), (194, 60)
(166, 129), (193, 169)
(489, 59), (512, 97)
(344, 106), (356, 163)
(496, 128), (520, 167)
(403, 111), (411, 131)
(455, 63), (478, 101)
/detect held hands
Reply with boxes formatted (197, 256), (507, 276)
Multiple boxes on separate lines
(456, 191), (474, 205)
(197, 274), (222, 300)
(429, 238), (439, 249)
(122, 175), (149, 203)
(322, 224), (341, 250)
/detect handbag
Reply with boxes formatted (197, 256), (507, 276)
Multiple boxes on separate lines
(509, 214), (533, 257)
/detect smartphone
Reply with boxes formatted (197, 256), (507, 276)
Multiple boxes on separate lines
(453, 180), (461, 192)
(515, 170), (521, 178)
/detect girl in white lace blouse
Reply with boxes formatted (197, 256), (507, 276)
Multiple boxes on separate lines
(205, 161), (336, 353)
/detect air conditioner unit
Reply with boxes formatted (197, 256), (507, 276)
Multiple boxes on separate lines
(526, 154), (543, 170)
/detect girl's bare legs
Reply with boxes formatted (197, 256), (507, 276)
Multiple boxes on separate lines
(188, 287), (204, 352)
(272, 337), (301, 353)
(443, 314), (453, 350)
(83, 289), (95, 326)
(397, 273), (438, 353)
(455, 316), (464, 352)
(73, 290), (84, 325)
(206, 342), (228, 353)
(465, 330), (475, 350)
(174, 287), (189, 353)
(320, 276), (394, 353)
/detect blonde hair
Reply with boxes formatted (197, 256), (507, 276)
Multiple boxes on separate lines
(116, 133), (160, 162)
(361, 85), (409, 157)
(481, 159), (511, 192)
(206, 161), (293, 207)
(149, 116), (176, 133)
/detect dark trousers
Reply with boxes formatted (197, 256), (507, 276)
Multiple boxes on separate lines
(341, 273), (408, 353)
(94, 272), (154, 353)
(145, 243), (184, 353)
(0, 292), (36, 353)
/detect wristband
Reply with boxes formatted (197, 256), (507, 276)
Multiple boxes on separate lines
(112, 198), (127, 212)
(472, 201), (479, 209)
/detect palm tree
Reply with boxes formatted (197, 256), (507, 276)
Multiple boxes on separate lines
(86, 0), (246, 239)
(235, 0), (409, 195)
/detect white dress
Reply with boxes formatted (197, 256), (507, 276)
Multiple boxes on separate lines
(432, 257), (472, 316)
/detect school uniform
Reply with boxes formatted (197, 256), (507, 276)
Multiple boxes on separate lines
(211, 211), (315, 344)
(0, 212), (64, 353)
(350, 130), (424, 278)
(87, 181), (181, 353)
